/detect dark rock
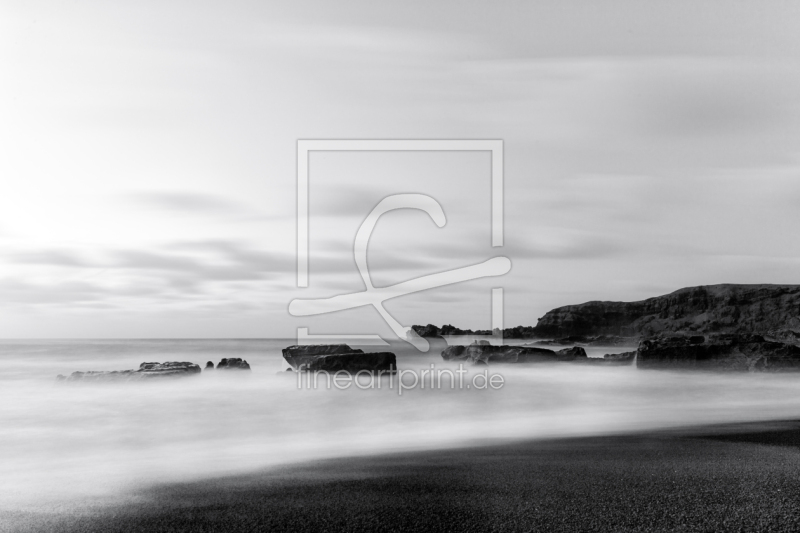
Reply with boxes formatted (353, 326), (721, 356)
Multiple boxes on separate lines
(526, 336), (589, 346)
(441, 345), (467, 361)
(282, 344), (364, 370)
(585, 335), (640, 347)
(412, 324), (539, 339)
(637, 334), (800, 371)
(205, 361), (215, 370)
(555, 346), (588, 361)
(411, 324), (443, 338)
(767, 328), (800, 344)
(216, 358), (251, 371)
(521, 335), (639, 348)
(441, 342), (586, 365)
(533, 284), (800, 340)
(282, 344), (396, 373)
(59, 362), (201, 383)
(602, 351), (637, 365)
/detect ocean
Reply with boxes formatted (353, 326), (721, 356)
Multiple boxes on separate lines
(3, 338), (800, 512)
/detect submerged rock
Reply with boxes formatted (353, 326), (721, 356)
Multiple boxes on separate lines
(441, 342), (588, 365)
(282, 344), (396, 373)
(636, 334), (800, 371)
(602, 351), (637, 365)
(59, 361), (201, 383)
(555, 346), (589, 361)
(517, 335), (639, 347)
(216, 358), (251, 371)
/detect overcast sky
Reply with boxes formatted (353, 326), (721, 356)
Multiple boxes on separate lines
(2, 1), (800, 338)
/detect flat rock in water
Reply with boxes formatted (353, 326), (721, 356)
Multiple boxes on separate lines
(525, 335), (639, 347)
(602, 351), (637, 365)
(441, 342), (588, 365)
(636, 334), (800, 371)
(57, 362), (201, 383)
(282, 344), (395, 373)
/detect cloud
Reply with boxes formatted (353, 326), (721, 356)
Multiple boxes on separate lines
(0, 279), (106, 305)
(0, 239), (296, 309)
(122, 191), (272, 218)
(4, 250), (91, 267)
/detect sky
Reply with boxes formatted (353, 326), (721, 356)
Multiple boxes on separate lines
(2, 0), (800, 338)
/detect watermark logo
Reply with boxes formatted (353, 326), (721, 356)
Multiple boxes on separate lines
(290, 140), (509, 351)
(295, 364), (506, 395)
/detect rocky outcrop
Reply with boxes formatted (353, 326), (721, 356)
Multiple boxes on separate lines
(533, 284), (800, 341)
(411, 324), (537, 339)
(216, 358), (251, 371)
(441, 342), (588, 365)
(282, 344), (396, 373)
(205, 361), (215, 370)
(636, 334), (800, 371)
(602, 351), (636, 365)
(56, 361), (201, 383)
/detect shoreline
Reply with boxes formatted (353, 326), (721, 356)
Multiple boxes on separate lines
(8, 419), (800, 532)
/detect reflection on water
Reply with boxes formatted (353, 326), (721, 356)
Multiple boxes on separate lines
(2, 338), (800, 510)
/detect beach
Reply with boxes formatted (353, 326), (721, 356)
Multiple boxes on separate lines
(5, 340), (800, 532)
(6, 419), (800, 532)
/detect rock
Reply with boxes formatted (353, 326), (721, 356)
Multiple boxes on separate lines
(511, 335), (640, 348)
(525, 336), (590, 346)
(636, 334), (800, 371)
(555, 346), (588, 361)
(441, 345), (467, 361)
(767, 328), (800, 344)
(59, 362), (201, 383)
(283, 344), (364, 369)
(411, 324), (538, 339)
(282, 344), (396, 373)
(602, 351), (637, 365)
(441, 342), (586, 365)
(532, 284), (800, 341)
(205, 361), (215, 370)
(216, 358), (251, 371)
(411, 324), (443, 337)
(586, 335), (639, 347)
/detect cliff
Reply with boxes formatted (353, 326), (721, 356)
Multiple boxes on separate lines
(533, 284), (800, 341)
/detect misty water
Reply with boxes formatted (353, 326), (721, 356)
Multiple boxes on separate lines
(3, 338), (800, 512)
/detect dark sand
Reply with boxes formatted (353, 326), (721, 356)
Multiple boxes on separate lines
(9, 420), (800, 532)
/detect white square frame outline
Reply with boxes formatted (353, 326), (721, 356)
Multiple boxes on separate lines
(296, 139), (504, 288)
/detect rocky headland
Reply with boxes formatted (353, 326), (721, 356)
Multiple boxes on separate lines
(423, 284), (800, 371)
(532, 284), (800, 341)
(417, 285), (800, 342)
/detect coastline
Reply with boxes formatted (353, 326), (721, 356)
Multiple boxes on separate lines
(9, 419), (800, 533)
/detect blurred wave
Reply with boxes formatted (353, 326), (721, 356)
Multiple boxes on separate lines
(2, 339), (800, 510)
